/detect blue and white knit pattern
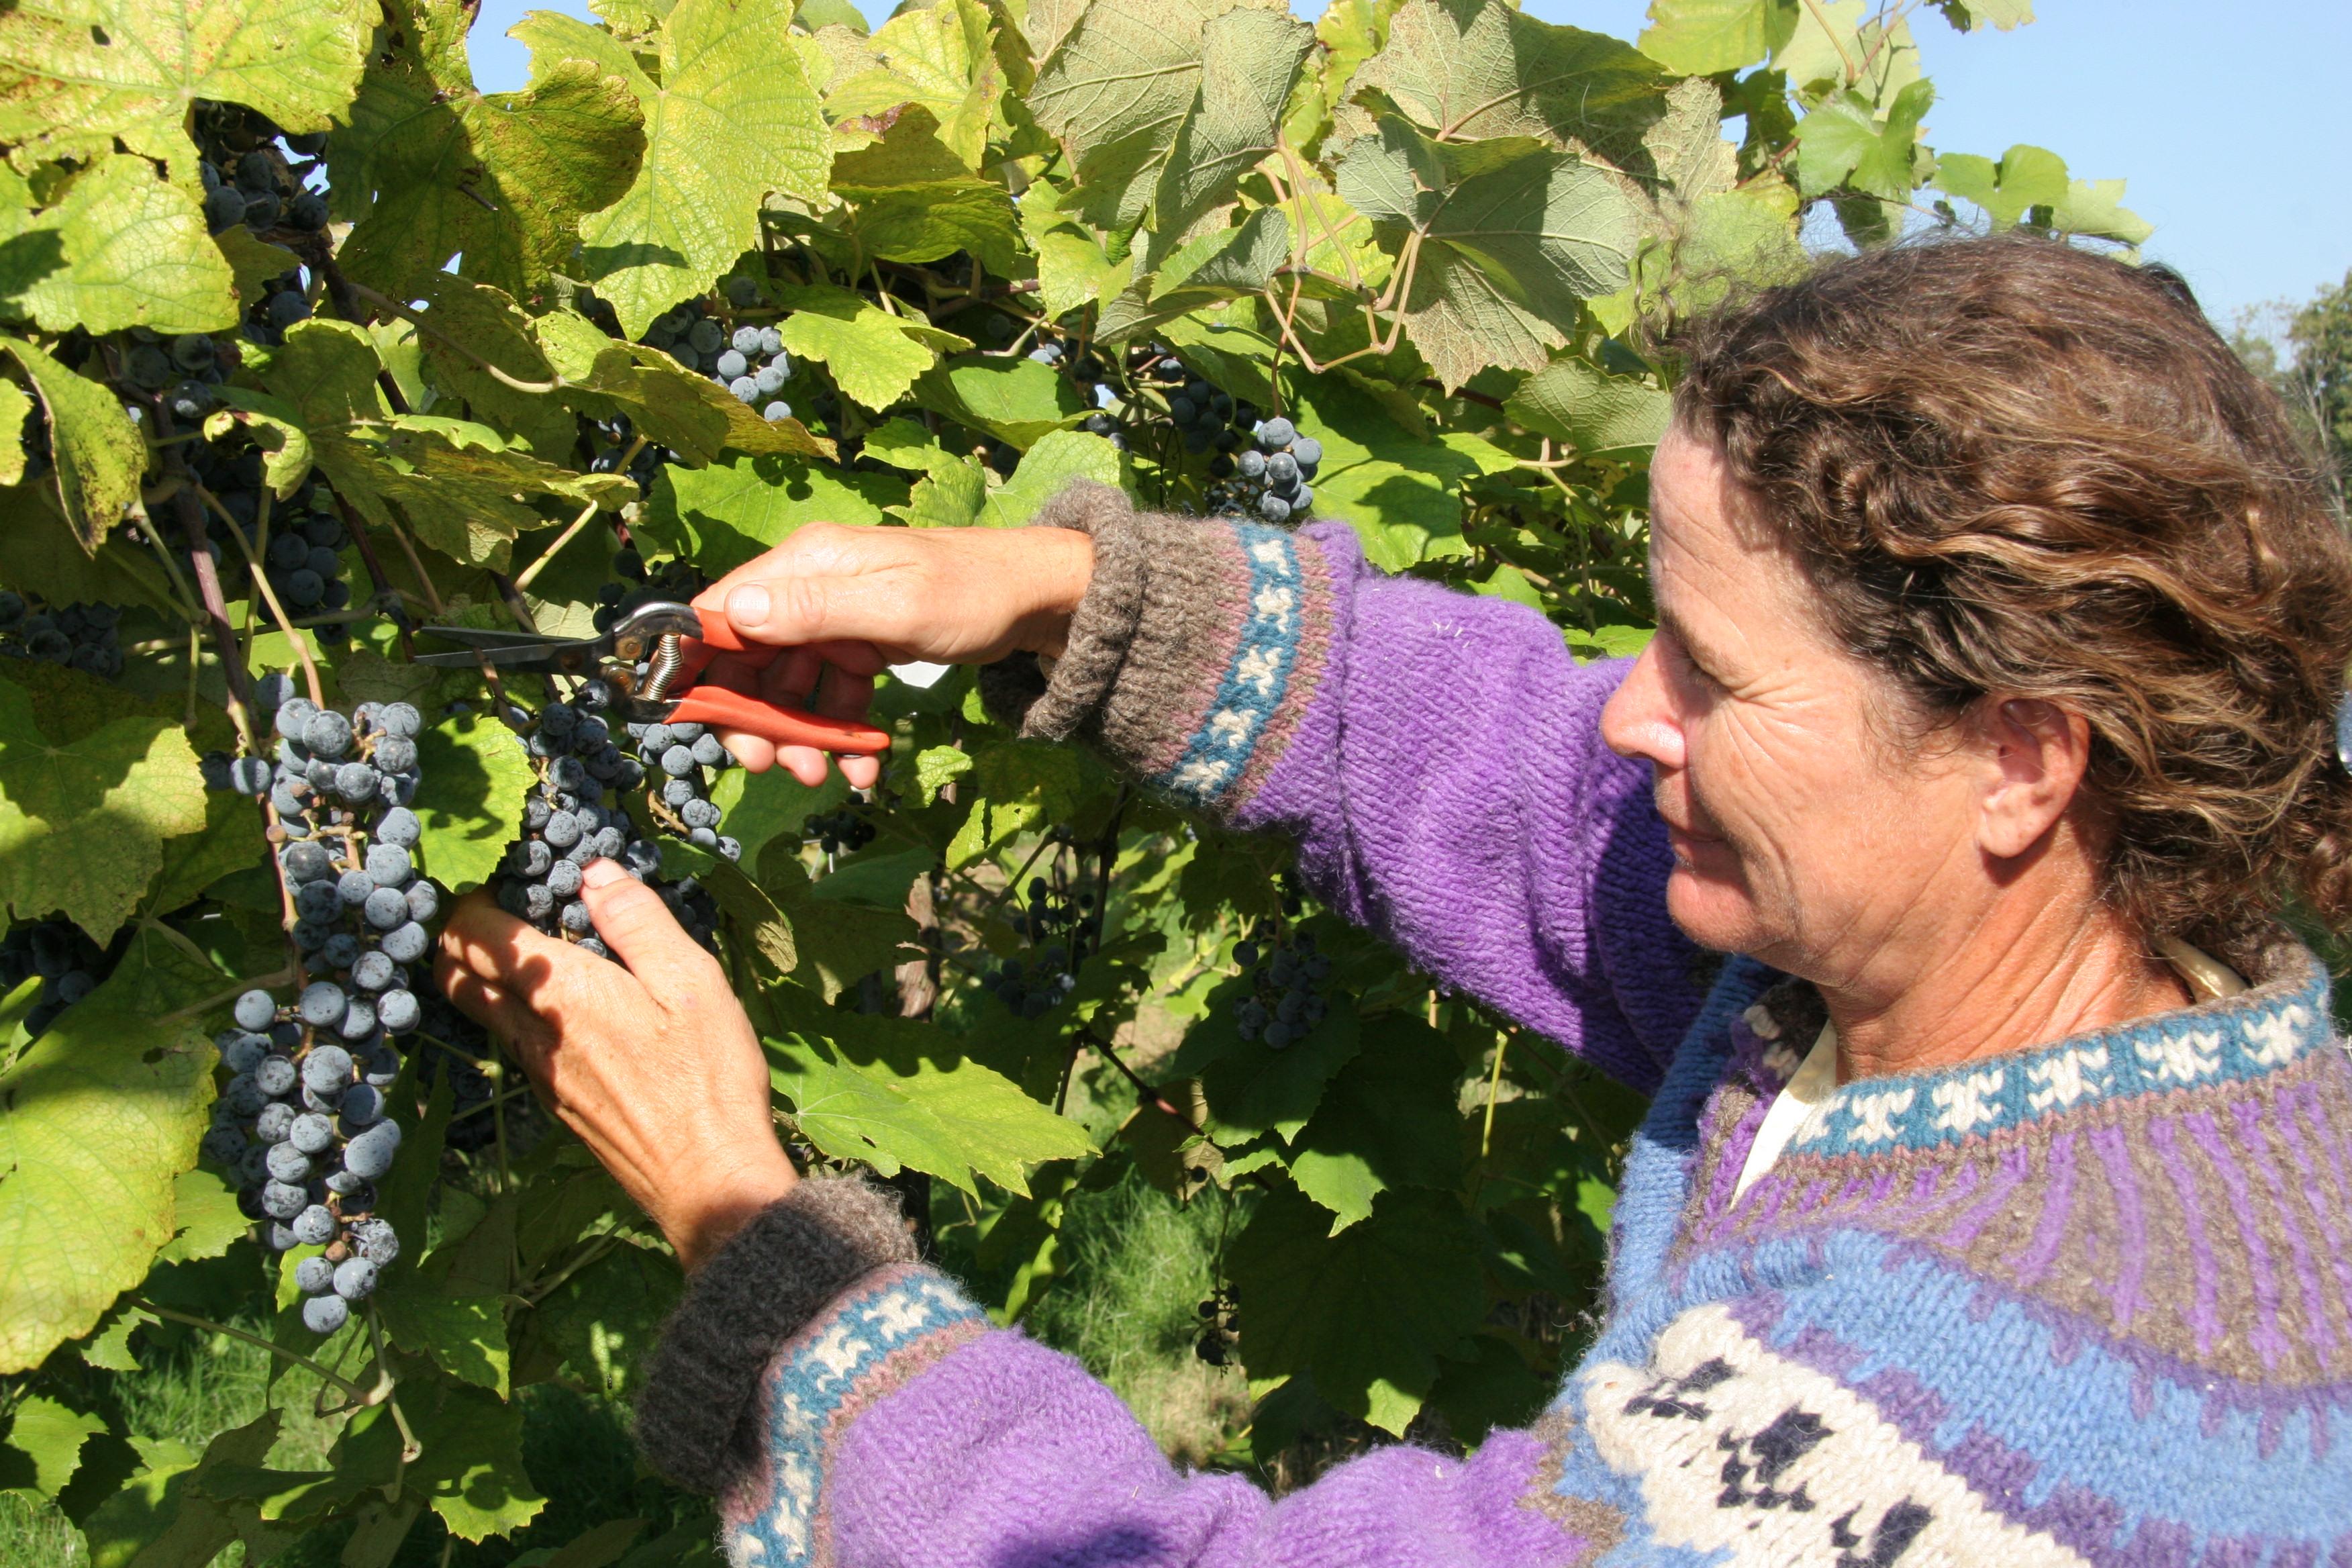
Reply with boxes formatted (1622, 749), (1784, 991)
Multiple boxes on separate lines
(1159, 524), (1307, 808)
(726, 1265), (986, 1566)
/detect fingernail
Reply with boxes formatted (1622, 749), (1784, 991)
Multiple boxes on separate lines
(583, 859), (626, 889)
(726, 583), (771, 629)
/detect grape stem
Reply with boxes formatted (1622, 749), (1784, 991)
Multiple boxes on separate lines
(193, 480), (325, 707)
(363, 1302), (423, 1474)
(511, 434), (646, 593)
(129, 1299), (373, 1403)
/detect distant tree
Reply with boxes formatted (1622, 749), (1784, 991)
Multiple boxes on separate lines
(2234, 271), (2351, 516)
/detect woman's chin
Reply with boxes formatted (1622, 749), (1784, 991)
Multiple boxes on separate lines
(1663, 864), (1762, 954)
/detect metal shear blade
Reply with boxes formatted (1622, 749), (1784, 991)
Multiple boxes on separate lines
(409, 628), (608, 673)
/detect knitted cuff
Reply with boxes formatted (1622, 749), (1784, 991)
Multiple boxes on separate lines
(979, 479), (1344, 818)
(633, 1173), (918, 1495)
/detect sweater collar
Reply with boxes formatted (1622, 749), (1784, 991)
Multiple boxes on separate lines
(1724, 936), (2336, 1157)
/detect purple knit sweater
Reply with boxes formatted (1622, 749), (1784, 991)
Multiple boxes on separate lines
(636, 491), (2352, 1567)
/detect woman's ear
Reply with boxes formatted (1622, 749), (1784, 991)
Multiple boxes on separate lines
(1975, 696), (2094, 861)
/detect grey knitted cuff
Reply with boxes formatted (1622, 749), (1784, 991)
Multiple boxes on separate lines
(632, 1173), (917, 1495)
(979, 478), (1145, 740)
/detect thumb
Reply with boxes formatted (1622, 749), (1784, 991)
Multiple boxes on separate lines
(579, 859), (717, 993)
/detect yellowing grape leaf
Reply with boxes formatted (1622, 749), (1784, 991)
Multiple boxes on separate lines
(414, 707), (534, 894)
(330, 0), (644, 303)
(0, 0), (369, 168)
(533, 307), (836, 464)
(0, 671), (206, 940)
(823, 0), (1003, 170)
(0, 155), (236, 334)
(1636, 0), (1798, 77)
(0, 334), (145, 554)
(0, 926), (218, 1373)
(520, 0), (830, 338)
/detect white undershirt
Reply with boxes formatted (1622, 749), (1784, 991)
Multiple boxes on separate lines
(1729, 940), (2247, 1204)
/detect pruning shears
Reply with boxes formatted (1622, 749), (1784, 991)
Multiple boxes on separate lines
(412, 600), (892, 755)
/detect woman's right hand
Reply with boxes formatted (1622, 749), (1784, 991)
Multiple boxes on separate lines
(685, 522), (1095, 785)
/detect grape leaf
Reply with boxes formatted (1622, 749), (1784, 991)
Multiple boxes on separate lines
(1185, 991), (1363, 1144)
(2051, 175), (2152, 246)
(1354, 0), (1667, 168)
(1505, 357), (1670, 458)
(414, 707), (534, 894)
(979, 429), (1120, 528)
(1284, 1015), (1467, 1232)
(1932, 143), (2067, 228)
(1794, 80), (1933, 201)
(914, 744), (974, 806)
(0, 0), (370, 168)
(911, 355), (1087, 449)
(760, 852), (916, 1000)
(77, 1414), (297, 1568)
(0, 484), (183, 616)
(1287, 373), (1483, 570)
(0, 669), (207, 940)
(337, 1378), (546, 1542)
(944, 740), (1091, 869)
(532, 308), (837, 466)
(1144, 7), (1312, 266)
(516, 1240), (679, 1401)
(1029, 0), (1257, 230)
(0, 334), (145, 554)
(153, 1166), (248, 1265)
(0, 154), (237, 334)
(0, 381), (26, 487)
(0, 1395), (105, 1498)
(330, 0), (646, 304)
(254, 320), (634, 570)
(638, 454), (902, 578)
(1636, 0), (1799, 77)
(770, 283), (970, 412)
(823, 0), (1004, 170)
(0, 925), (218, 1374)
(519, 0), (831, 338)
(1227, 1187), (1485, 1432)
(832, 106), (1024, 275)
(766, 989), (1095, 1195)
(379, 1194), (513, 1395)
(141, 787), (268, 918)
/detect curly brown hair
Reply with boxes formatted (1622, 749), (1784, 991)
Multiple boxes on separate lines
(1673, 232), (2352, 948)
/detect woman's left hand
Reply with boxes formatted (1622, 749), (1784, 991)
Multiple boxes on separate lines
(435, 860), (797, 1272)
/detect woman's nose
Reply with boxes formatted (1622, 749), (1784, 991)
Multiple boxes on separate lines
(1600, 642), (1685, 769)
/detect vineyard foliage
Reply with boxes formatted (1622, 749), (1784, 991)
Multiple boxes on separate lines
(0, 0), (2149, 1559)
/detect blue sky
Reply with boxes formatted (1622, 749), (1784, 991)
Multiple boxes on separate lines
(468, 0), (2348, 330)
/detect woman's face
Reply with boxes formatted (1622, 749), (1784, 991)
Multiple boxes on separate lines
(1599, 429), (1982, 980)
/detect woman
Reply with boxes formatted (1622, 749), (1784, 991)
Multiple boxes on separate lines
(438, 236), (2352, 1565)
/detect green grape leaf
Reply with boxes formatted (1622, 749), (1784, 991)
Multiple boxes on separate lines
(823, 0), (1004, 170)
(767, 989), (1095, 1195)
(1773, 0), (1920, 106)
(0, 0), (369, 168)
(1284, 1015), (1467, 1232)
(0, 381), (27, 486)
(0, 671), (207, 940)
(913, 744), (974, 806)
(534, 309), (837, 467)
(0, 925), (218, 1374)
(0, 485), (183, 616)
(1931, 143), (2067, 228)
(0, 154), (237, 334)
(338, 1378), (546, 1542)
(255, 320), (632, 570)
(1636, 0), (1799, 77)
(0, 1395), (105, 1498)
(0, 334), (145, 554)
(943, 739), (1091, 869)
(406, 274), (577, 462)
(1189, 995), (1362, 1144)
(414, 707), (532, 894)
(1505, 358), (1670, 458)
(979, 430), (1120, 527)
(1029, 0), (1255, 230)
(771, 283), (969, 412)
(153, 1166), (248, 1265)
(516, 1239), (680, 1402)
(141, 788), (266, 924)
(1793, 79), (1933, 201)
(1227, 1187), (1485, 1432)
(861, 415), (967, 476)
(2050, 175), (2152, 246)
(332, 0), (646, 304)
(760, 852), (916, 1000)
(911, 355), (1087, 449)
(638, 454), (901, 578)
(78, 1414), (296, 1568)
(1287, 373), (1483, 570)
(1663, 176), (1804, 311)
(379, 1195), (513, 1395)
(212, 226), (303, 310)
(520, 0), (830, 338)
(716, 758), (847, 872)
(1144, 7), (1312, 267)
(832, 107), (1024, 275)
(899, 455), (989, 529)
(1355, 0), (1667, 167)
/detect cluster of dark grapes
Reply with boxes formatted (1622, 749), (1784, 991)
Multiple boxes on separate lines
(628, 713), (741, 861)
(1229, 928), (1331, 1050)
(0, 918), (119, 1038)
(1195, 1285), (1240, 1366)
(590, 544), (703, 634)
(203, 685), (434, 1334)
(183, 452), (366, 646)
(0, 591), (122, 676)
(193, 101), (330, 240)
(496, 689), (658, 957)
(985, 842), (1106, 1018)
(1210, 418), (1320, 525)
(640, 297), (798, 424)
(801, 807), (875, 859)
(101, 326), (230, 432)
